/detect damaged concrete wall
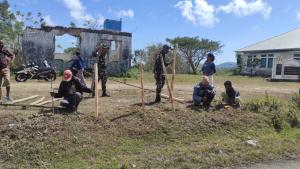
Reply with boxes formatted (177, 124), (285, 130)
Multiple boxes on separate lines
(22, 26), (132, 75)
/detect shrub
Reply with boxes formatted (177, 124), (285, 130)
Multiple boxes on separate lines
(120, 67), (139, 78)
(287, 109), (300, 128)
(272, 113), (284, 132)
(292, 93), (300, 109)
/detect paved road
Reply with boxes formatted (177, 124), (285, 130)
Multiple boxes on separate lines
(237, 159), (300, 169)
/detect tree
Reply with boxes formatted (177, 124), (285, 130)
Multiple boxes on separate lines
(167, 37), (223, 74)
(70, 22), (76, 28)
(64, 47), (77, 55)
(133, 49), (146, 66)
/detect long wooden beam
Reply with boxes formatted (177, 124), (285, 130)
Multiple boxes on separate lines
(13, 95), (39, 104)
(0, 103), (64, 109)
(30, 97), (45, 105)
(36, 98), (62, 106)
(110, 78), (186, 104)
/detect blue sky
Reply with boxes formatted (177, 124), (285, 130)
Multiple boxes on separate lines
(8, 0), (300, 64)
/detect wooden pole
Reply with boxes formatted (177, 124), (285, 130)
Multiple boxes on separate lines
(171, 46), (177, 92)
(94, 63), (99, 117)
(36, 98), (62, 106)
(140, 64), (145, 111)
(109, 78), (186, 104)
(13, 95), (39, 104)
(160, 56), (175, 112)
(30, 97), (45, 105)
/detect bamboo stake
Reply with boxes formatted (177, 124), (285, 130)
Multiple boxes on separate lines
(140, 64), (145, 111)
(30, 97), (45, 105)
(109, 78), (186, 104)
(171, 46), (177, 92)
(13, 95), (39, 104)
(160, 56), (175, 112)
(94, 63), (99, 117)
(36, 98), (62, 106)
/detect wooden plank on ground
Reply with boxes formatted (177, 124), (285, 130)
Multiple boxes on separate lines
(30, 97), (45, 105)
(36, 98), (62, 106)
(13, 95), (39, 104)
(0, 103), (64, 109)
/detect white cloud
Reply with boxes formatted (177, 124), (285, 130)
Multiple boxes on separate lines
(44, 15), (56, 26)
(61, 0), (104, 26)
(296, 11), (300, 21)
(218, 0), (272, 19)
(116, 9), (134, 19)
(175, 0), (219, 27)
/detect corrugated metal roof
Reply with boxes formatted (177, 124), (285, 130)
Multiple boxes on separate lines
(237, 28), (300, 52)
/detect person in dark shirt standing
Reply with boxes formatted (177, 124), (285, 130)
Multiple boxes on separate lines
(0, 40), (15, 103)
(153, 45), (171, 103)
(50, 70), (92, 112)
(70, 51), (86, 86)
(221, 81), (241, 108)
(91, 43), (110, 97)
(202, 53), (216, 85)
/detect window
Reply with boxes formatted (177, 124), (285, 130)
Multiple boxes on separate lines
(267, 54), (274, 68)
(294, 54), (300, 61)
(276, 64), (282, 75)
(247, 55), (256, 68)
(260, 55), (267, 68)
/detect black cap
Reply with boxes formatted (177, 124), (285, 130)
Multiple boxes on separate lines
(163, 44), (171, 50)
(99, 43), (109, 49)
(224, 81), (232, 86)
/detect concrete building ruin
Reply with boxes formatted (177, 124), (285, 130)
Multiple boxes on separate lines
(22, 26), (132, 75)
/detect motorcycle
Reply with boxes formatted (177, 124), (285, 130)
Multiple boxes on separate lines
(15, 60), (56, 82)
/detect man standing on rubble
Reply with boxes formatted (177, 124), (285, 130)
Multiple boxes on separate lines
(0, 40), (15, 103)
(91, 43), (110, 97)
(153, 45), (171, 103)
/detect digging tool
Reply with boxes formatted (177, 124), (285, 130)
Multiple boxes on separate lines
(171, 45), (177, 92)
(50, 76), (54, 113)
(140, 64), (145, 111)
(160, 55), (175, 112)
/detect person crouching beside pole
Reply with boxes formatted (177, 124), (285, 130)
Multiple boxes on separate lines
(50, 70), (92, 112)
(193, 76), (216, 110)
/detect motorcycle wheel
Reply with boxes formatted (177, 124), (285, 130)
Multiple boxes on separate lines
(44, 72), (56, 82)
(15, 73), (28, 82)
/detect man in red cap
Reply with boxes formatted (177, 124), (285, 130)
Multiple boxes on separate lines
(50, 69), (92, 112)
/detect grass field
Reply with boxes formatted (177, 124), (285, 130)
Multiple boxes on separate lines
(0, 74), (299, 169)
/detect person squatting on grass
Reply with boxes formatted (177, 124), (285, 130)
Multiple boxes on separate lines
(50, 70), (92, 112)
(221, 81), (241, 108)
(91, 43), (110, 97)
(193, 76), (216, 110)
(70, 51), (86, 86)
(0, 40), (15, 104)
(201, 53), (216, 86)
(153, 44), (172, 103)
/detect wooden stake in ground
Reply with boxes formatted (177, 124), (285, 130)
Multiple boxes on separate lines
(160, 56), (175, 112)
(171, 46), (177, 92)
(140, 64), (145, 111)
(94, 63), (100, 117)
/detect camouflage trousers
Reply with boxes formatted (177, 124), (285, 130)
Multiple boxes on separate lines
(91, 68), (107, 93)
(155, 74), (165, 94)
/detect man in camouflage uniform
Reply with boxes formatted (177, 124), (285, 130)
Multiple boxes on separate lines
(91, 43), (110, 97)
(0, 40), (15, 103)
(153, 45), (171, 103)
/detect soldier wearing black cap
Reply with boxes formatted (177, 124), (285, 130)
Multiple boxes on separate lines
(91, 43), (110, 97)
(153, 44), (171, 103)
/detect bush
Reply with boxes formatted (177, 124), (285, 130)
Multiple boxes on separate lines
(287, 109), (300, 128)
(272, 113), (284, 132)
(120, 67), (139, 78)
(292, 93), (300, 108)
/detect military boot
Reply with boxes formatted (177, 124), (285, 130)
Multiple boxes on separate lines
(155, 94), (161, 103)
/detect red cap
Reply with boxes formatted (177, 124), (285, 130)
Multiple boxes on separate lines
(62, 70), (72, 82)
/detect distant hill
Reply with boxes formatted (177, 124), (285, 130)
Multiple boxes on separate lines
(217, 62), (237, 70)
